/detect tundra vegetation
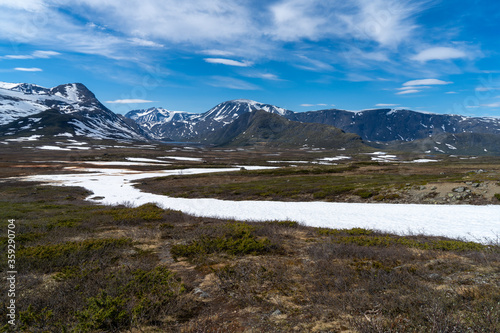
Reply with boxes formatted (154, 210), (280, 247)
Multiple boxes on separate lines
(1, 181), (499, 332)
(1, 144), (500, 332)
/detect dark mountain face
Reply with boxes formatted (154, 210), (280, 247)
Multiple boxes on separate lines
(0, 82), (147, 140)
(202, 109), (365, 149)
(286, 108), (500, 142)
(378, 132), (500, 156)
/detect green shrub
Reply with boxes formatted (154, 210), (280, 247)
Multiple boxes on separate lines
(18, 238), (132, 271)
(266, 220), (299, 228)
(76, 266), (184, 331)
(76, 292), (130, 331)
(353, 189), (376, 198)
(494, 193), (500, 201)
(18, 305), (54, 332)
(102, 203), (164, 222)
(171, 223), (276, 260)
(335, 235), (487, 252)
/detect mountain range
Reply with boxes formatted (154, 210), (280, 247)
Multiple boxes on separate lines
(0, 82), (146, 140)
(2, 81), (500, 154)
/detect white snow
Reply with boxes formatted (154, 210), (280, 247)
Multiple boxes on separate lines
(5, 135), (42, 142)
(318, 156), (351, 161)
(37, 145), (71, 151)
(126, 157), (171, 163)
(0, 82), (21, 90)
(55, 133), (74, 137)
(82, 161), (172, 166)
(19, 166), (500, 244)
(410, 159), (439, 163)
(371, 155), (397, 162)
(267, 160), (309, 164)
(159, 156), (204, 162)
(67, 146), (91, 150)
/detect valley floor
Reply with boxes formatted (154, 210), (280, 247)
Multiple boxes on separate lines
(1, 141), (500, 331)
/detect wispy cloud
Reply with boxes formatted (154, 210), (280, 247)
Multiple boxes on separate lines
(3, 50), (60, 59)
(376, 103), (399, 107)
(201, 49), (235, 57)
(105, 99), (154, 104)
(300, 103), (333, 107)
(481, 103), (500, 108)
(403, 79), (453, 86)
(14, 67), (42, 71)
(128, 38), (164, 48)
(396, 89), (420, 95)
(208, 76), (259, 90)
(204, 58), (252, 67)
(242, 72), (282, 81)
(411, 47), (468, 62)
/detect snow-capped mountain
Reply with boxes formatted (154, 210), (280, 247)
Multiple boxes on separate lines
(0, 82), (147, 140)
(287, 108), (500, 142)
(125, 99), (293, 141)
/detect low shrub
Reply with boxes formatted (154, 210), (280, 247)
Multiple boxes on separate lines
(18, 238), (133, 272)
(102, 203), (165, 222)
(171, 223), (278, 260)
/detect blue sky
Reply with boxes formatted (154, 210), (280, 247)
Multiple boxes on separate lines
(1, 0), (500, 116)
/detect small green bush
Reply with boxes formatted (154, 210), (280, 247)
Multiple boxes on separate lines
(76, 292), (130, 331)
(266, 220), (299, 228)
(494, 193), (500, 201)
(18, 238), (132, 271)
(76, 266), (184, 331)
(171, 223), (276, 260)
(353, 189), (376, 198)
(102, 203), (164, 222)
(335, 235), (487, 252)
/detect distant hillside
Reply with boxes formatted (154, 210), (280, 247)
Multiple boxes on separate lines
(203, 109), (365, 149)
(380, 132), (500, 156)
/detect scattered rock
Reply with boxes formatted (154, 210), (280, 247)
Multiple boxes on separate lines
(453, 187), (466, 193)
(431, 186), (437, 190)
(271, 309), (282, 317)
(419, 185), (426, 190)
(193, 287), (210, 298)
(466, 182), (473, 186)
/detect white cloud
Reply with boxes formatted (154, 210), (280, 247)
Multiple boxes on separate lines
(208, 76), (259, 90)
(475, 87), (500, 92)
(129, 38), (164, 48)
(106, 99), (154, 103)
(243, 72), (281, 81)
(201, 49), (234, 56)
(295, 54), (335, 72)
(396, 89), (420, 95)
(204, 58), (252, 67)
(14, 67), (42, 71)
(3, 50), (60, 59)
(445, 91), (458, 94)
(411, 47), (468, 62)
(403, 79), (452, 86)
(300, 103), (331, 107)
(481, 103), (500, 108)
(376, 103), (399, 107)
(268, 0), (424, 47)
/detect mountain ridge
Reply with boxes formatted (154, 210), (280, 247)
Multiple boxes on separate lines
(0, 82), (147, 141)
